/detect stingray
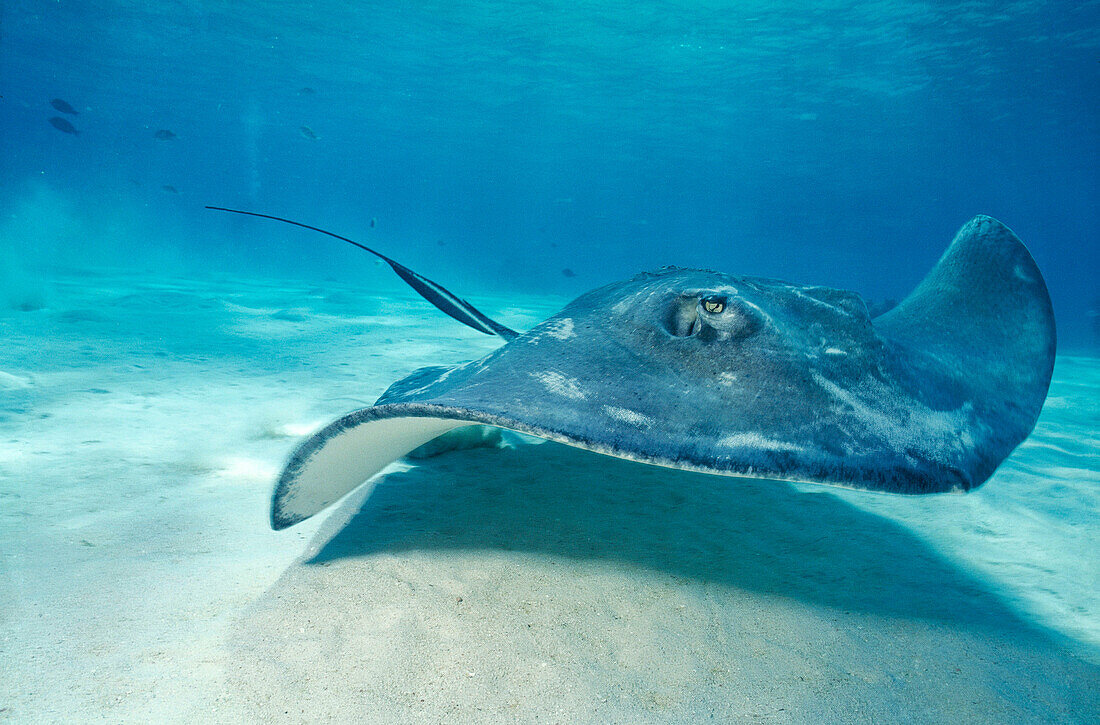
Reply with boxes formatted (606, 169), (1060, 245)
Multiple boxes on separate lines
(208, 208), (1056, 529)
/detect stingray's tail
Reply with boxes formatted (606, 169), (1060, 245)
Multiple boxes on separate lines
(875, 215), (1056, 438)
(205, 206), (519, 340)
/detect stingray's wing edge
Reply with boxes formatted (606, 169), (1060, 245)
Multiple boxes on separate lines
(869, 216), (1056, 485)
(271, 402), (966, 530)
(874, 215), (1056, 394)
(272, 410), (472, 529)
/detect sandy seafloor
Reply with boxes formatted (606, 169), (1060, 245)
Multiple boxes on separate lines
(1, 270), (1098, 723)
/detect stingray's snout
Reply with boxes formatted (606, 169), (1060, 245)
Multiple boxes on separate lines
(663, 292), (759, 340)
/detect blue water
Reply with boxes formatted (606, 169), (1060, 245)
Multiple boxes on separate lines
(2, 2), (1099, 721)
(2, 1), (1098, 347)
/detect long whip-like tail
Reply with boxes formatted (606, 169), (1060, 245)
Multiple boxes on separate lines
(206, 206), (519, 340)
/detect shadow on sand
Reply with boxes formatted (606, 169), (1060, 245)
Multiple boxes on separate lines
(228, 439), (1099, 722)
(307, 439), (1066, 639)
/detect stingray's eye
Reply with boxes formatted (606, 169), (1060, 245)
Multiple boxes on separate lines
(701, 296), (727, 314)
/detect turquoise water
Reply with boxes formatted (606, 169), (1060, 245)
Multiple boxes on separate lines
(2, 2), (1098, 721)
(3, 2), (1098, 347)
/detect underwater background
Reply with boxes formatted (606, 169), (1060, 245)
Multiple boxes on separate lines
(2, 1), (1098, 722)
(2, 1), (1098, 349)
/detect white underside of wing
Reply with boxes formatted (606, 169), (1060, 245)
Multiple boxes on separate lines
(276, 416), (473, 526)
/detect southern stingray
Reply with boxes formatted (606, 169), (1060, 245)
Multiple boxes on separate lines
(208, 208), (1056, 530)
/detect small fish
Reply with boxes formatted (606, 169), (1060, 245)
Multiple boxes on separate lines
(48, 117), (79, 135)
(299, 126), (318, 140)
(154, 129), (177, 140)
(437, 239), (446, 247)
(370, 218), (377, 228)
(162, 185), (179, 194)
(50, 98), (79, 115)
(562, 268), (576, 278)
(298, 87), (316, 95)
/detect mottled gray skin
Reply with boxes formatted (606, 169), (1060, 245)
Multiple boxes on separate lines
(273, 216), (1055, 528)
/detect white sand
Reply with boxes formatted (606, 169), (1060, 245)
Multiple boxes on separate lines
(1, 270), (1097, 722)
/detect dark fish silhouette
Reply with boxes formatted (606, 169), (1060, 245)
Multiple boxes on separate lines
(162, 185), (179, 194)
(154, 129), (177, 140)
(48, 117), (79, 135)
(298, 126), (318, 140)
(50, 98), (79, 115)
(370, 218), (377, 228)
(298, 87), (316, 95)
(562, 268), (577, 278)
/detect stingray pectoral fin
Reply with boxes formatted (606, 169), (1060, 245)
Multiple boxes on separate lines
(271, 410), (475, 530)
(875, 215), (1056, 390)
